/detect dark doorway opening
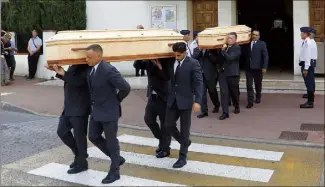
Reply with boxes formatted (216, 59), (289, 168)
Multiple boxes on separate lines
(237, 0), (294, 73)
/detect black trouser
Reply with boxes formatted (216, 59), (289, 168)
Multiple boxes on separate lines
(164, 102), (191, 159)
(135, 68), (146, 76)
(245, 69), (263, 104)
(201, 76), (220, 113)
(144, 94), (171, 151)
(4, 55), (15, 79)
(219, 72), (240, 114)
(88, 117), (120, 172)
(28, 54), (40, 78)
(57, 114), (89, 166)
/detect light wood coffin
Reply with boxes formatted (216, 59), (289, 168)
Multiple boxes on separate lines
(45, 29), (184, 65)
(198, 25), (252, 49)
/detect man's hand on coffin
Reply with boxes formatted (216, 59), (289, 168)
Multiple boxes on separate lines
(152, 59), (162, 70)
(222, 44), (227, 50)
(44, 63), (55, 71)
(53, 64), (65, 76)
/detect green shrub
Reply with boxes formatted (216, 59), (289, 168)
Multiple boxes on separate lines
(1, 0), (87, 53)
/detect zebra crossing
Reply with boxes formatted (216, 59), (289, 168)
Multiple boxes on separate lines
(7, 130), (324, 186)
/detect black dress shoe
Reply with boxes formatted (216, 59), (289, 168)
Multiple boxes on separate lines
(102, 172), (120, 184)
(302, 94), (308, 98)
(234, 107), (240, 114)
(197, 112), (208, 118)
(120, 156), (126, 166)
(246, 103), (253, 109)
(255, 99), (261, 104)
(172, 159), (187, 168)
(156, 151), (170, 158)
(156, 147), (162, 153)
(219, 113), (229, 120)
(212, 107), (219, 113)
(70, 154), (89, 168)
(67, 165), (88, 174)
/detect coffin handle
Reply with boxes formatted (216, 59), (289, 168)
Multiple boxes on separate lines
(71, 47), (88, 52)
(216, 38), (224, 42)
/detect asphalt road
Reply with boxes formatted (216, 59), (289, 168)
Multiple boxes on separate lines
(0, 110), (62, 165)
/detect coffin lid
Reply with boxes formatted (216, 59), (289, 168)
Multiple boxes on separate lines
(198, 25), (251, 36)
(46, 29), (183, 43)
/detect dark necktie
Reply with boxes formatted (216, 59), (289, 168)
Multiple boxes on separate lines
(90, 67), (95, 87)
(251, 41), (256, 51)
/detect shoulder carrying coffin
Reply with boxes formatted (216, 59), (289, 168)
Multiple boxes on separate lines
(198, 25), (252, 49)
(45, 29), (184, 65)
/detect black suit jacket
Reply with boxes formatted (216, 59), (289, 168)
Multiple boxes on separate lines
(167, 56), (203, 110)
(56, 64), (91, 117)
(192, 48), (218, 81)
(145, 58), (171, 102)
(220, 44), (241, 76)
(88, 61), (131, 122)
(245, 40), (269, 70)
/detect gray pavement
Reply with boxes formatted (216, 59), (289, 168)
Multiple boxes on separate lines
(0, 111), (61, 165)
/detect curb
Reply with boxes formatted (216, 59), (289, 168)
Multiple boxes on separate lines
(1, 101), (324, 149)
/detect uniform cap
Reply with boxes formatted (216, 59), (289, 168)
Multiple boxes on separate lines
(300, 26), (312, 33)
(310, 28), (316, 34)
(180, 30), (190, 35)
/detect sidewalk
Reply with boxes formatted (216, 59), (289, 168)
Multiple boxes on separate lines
(1, 76), (324, 145)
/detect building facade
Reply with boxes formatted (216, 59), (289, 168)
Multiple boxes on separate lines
(86, 0), (324, 76)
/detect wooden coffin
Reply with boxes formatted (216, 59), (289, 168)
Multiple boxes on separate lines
(198, 25), (252, 49)
(45, 29), (184, 65)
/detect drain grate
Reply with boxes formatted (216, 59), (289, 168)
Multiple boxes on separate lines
(300, 123), (325, 131)
(278, 131), (308, 141)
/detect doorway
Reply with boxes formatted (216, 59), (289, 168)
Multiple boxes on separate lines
(237, 0), (294, 73)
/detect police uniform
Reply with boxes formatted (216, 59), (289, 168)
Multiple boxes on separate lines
(299, 27), (315, 108)
(310, 28), (317, 92)
(180, 30), (192, 57)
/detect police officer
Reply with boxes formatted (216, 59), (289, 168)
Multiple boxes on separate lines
(299, 27), (315, 108)
(180, 30), (192, 57)
(302, 28), (318, 99)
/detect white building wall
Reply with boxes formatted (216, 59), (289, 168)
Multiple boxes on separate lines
(293, 0), (309, 75)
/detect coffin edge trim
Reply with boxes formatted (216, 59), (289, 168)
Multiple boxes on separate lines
(47, 53), (175, 65)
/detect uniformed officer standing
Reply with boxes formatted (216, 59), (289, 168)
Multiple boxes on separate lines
(299, 27), (316, 108)
(302, 28), (318, 98)
(180, 30), (193, 57)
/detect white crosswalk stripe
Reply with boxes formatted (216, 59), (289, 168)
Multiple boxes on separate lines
(117, 134), (284, 161)
(27, 133), (285, 186)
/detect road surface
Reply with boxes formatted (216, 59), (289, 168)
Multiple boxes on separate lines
(1, 111), (323, 186)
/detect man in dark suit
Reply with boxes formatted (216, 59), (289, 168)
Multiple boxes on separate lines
(143, 58), (172, 158)
(45, 63), (90, 174)
(164, 42), (203, 168)
(244, 30), (269, 108)
(85, 44), (131, 184)
(219, 32), (242, 120)
(192, 47), (220, 118)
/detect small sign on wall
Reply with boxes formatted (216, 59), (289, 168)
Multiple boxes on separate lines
(150, 5), (177, 30)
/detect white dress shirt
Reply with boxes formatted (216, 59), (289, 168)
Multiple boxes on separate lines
(310, 38), (318, 60)
(299, 37), (312, 70)
(174, 57), (185, 73)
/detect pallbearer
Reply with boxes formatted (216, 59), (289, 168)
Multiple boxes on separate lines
(299, 27), (315, 108)
(44, 63), (90, 174)
(143, 58), (172, 158)
(85, 44), (131, 184)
